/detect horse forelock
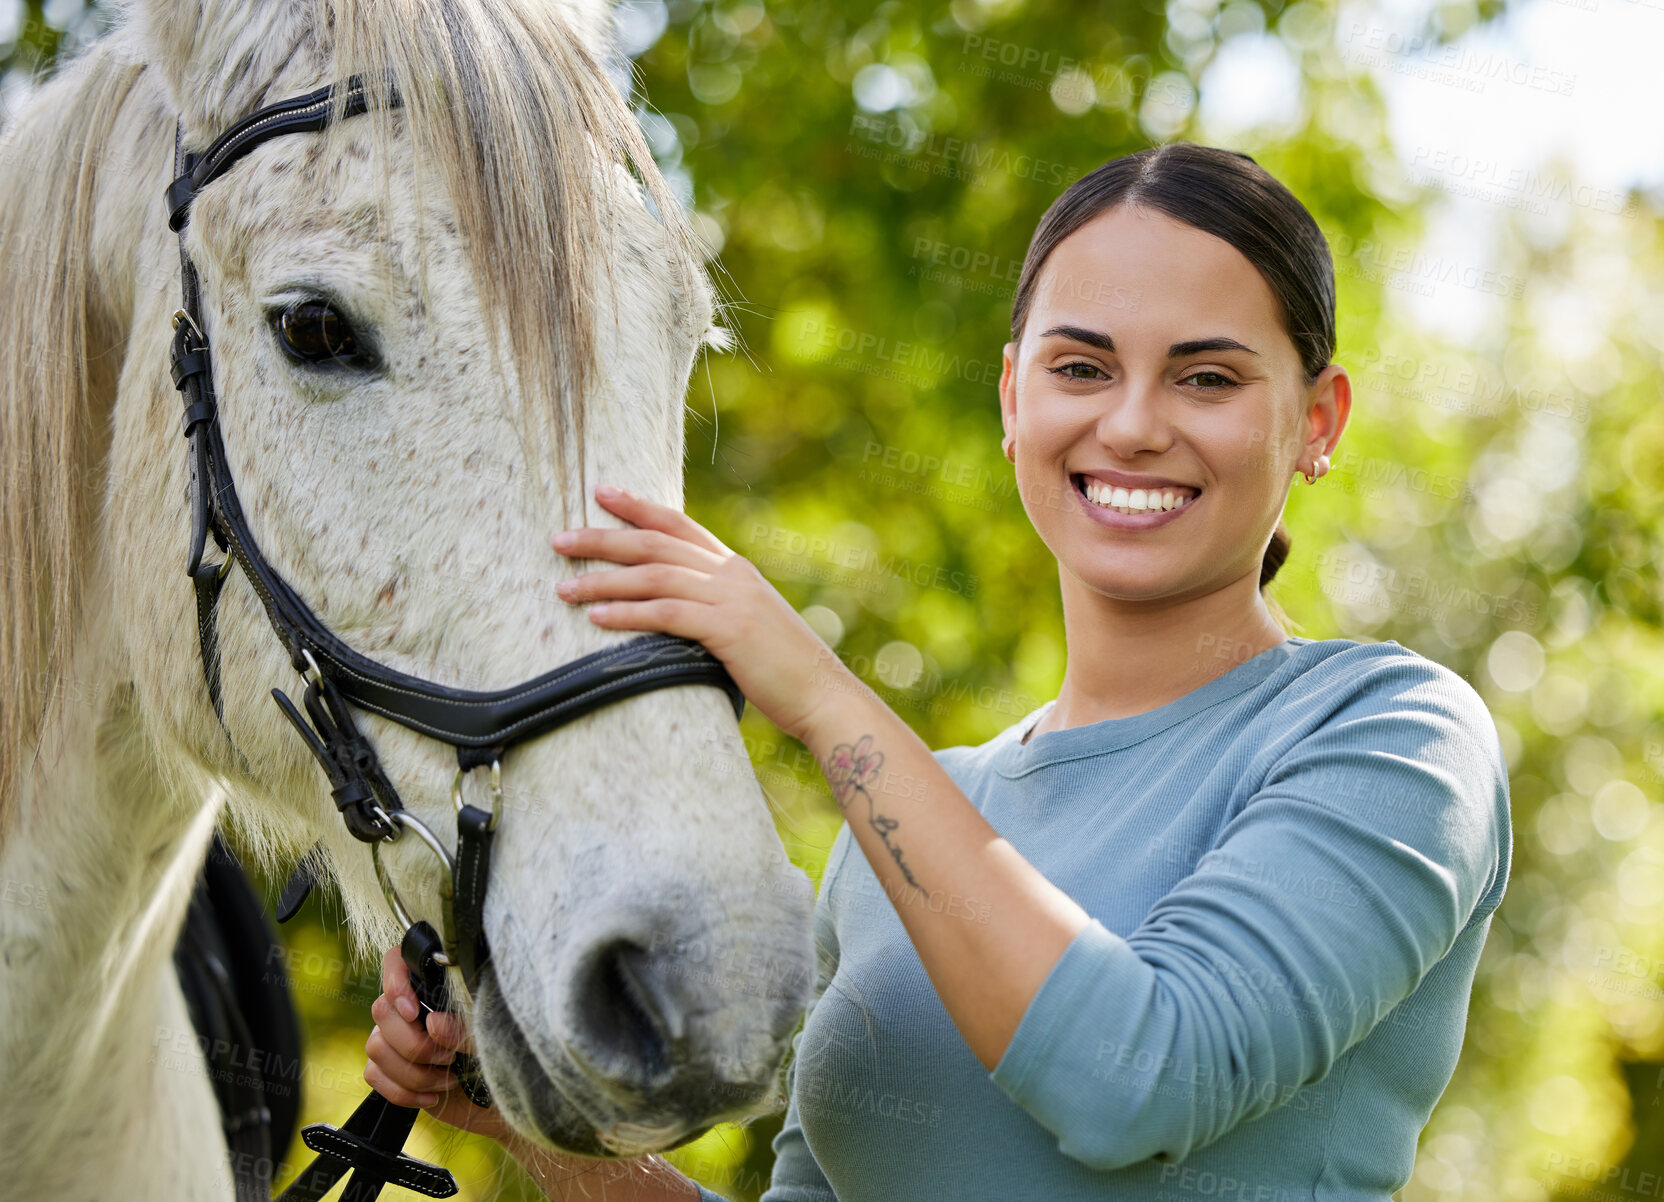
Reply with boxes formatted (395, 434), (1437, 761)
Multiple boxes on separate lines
(321, 0), (706, 506)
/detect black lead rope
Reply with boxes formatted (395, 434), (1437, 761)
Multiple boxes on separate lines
(166, 77), (746, 1200)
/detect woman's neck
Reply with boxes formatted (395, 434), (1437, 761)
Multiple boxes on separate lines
(1026, 567), (1288, 742)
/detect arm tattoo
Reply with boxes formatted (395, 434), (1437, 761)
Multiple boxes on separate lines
(824, 735), (921, 891)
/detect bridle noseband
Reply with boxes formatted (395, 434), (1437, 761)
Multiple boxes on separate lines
(167, 76), (745, 1201)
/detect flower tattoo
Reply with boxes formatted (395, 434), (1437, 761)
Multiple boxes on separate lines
(826, 734), (920, 890)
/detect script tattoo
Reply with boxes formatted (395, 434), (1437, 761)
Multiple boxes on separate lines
(825, 734), (920, 890)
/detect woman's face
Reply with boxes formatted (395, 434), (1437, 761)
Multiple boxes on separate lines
(999, 204), (1349, 607)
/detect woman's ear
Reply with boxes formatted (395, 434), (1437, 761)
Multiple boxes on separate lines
(999, 340), (1020, 440)
(1301, 363), (1352, 465)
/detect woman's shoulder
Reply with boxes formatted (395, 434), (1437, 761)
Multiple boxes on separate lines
(1271, 636), (1513, 916)
(1282, 636), (1500, 740)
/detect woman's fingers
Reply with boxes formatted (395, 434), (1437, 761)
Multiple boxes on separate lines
(366, 1028), (456, 1107)
(557, 562), (721, 605)
(424, 1009), (475, 1054)
(370, 992), (456, 1066)
(366, 947), (509, 1137)
(592, 484), (734, 557)
(366, 1038), (449, 1105)
(582, 598), (712, 640)
(380, 945), (421, 1023)
(551, 524), (726, 574)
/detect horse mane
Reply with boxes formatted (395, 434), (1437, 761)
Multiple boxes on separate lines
(0, 0), (704, 826)
(0, 44), (146, 827)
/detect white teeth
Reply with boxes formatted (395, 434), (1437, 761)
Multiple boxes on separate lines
(1080, 477), (1197, 515)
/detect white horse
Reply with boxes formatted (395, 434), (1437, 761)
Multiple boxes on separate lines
(0, 0), (814, 1196)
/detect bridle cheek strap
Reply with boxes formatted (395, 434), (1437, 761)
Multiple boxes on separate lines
(167, 79), (745, 1200)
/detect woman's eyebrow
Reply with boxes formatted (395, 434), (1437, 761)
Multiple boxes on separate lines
(1039, 326), (1261, 358)
(1040, 325), (1117, 353)
(1170, 336), (1260, 357)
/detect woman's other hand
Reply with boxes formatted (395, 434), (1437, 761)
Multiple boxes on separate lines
(364, 944), (511, 1139)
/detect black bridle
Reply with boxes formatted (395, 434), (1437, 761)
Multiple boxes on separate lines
(166, 76), (744, 1201)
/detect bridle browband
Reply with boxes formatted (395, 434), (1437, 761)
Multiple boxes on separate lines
(167, 76), (745, 1201)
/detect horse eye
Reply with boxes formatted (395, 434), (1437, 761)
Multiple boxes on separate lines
(273, 299), (372, 366)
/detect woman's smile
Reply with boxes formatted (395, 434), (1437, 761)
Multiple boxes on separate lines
(1069, 471), (1203, 530)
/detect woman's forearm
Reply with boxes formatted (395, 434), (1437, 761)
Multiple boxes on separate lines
(502, 1136), (703, 1201)
(799, 662), (1092, 1071)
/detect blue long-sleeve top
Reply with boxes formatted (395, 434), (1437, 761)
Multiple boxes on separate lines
(697, 635), (1512, 1200)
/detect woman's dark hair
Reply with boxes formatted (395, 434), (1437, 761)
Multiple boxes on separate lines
(1009, 142), (1335, 615)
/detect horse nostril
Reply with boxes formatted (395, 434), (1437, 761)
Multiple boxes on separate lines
(575, 939), (681, 1088)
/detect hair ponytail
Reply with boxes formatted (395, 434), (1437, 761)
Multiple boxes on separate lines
(1261, 521), (1291, 589)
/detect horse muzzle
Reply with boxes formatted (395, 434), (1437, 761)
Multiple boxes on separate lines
(475, 894), (815, 1156)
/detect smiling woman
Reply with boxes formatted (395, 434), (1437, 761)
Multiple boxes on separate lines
(1000, 142), (1345, 663)
(366, 141), (1511, 1202)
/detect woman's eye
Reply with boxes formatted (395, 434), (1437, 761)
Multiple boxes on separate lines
(1047, 361), (1107, 381)
(273, 300), (374, 367)
(1183, 370), (1238, 390)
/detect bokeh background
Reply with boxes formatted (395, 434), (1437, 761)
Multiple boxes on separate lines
(6, 0), (1663, 1196)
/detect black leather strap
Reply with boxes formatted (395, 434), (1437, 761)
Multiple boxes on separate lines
(170, 271), (744, 760)
(445, 804), (493, 998)
(274, 1092), (457, 1202)
(270, 670), (404, 842)
(274, 924), (461, 1202)
(193, 557), (228, 722)
(168, 78), (393, 232)
(167, 90), (744, 763)
(275, 846), (325, 923)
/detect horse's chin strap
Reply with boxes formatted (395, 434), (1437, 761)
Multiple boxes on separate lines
(166, 79), (747, 1201)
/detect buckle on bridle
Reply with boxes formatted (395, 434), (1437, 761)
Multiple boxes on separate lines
(171, 306), (205, 343)
(451, 759), (503, 832)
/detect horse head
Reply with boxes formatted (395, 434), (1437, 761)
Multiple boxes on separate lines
(115, 0), (813, 1157)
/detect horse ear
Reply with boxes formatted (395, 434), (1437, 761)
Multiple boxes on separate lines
(133, 0), (323, 143)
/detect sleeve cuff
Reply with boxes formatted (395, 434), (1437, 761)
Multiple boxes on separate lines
(696, 1186), (732, 1202)
(990, 918), (1149, 1103)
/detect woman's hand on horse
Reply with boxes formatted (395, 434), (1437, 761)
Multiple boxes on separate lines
(552, 484), (855, 745)
(365, 945), (511, 1139)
